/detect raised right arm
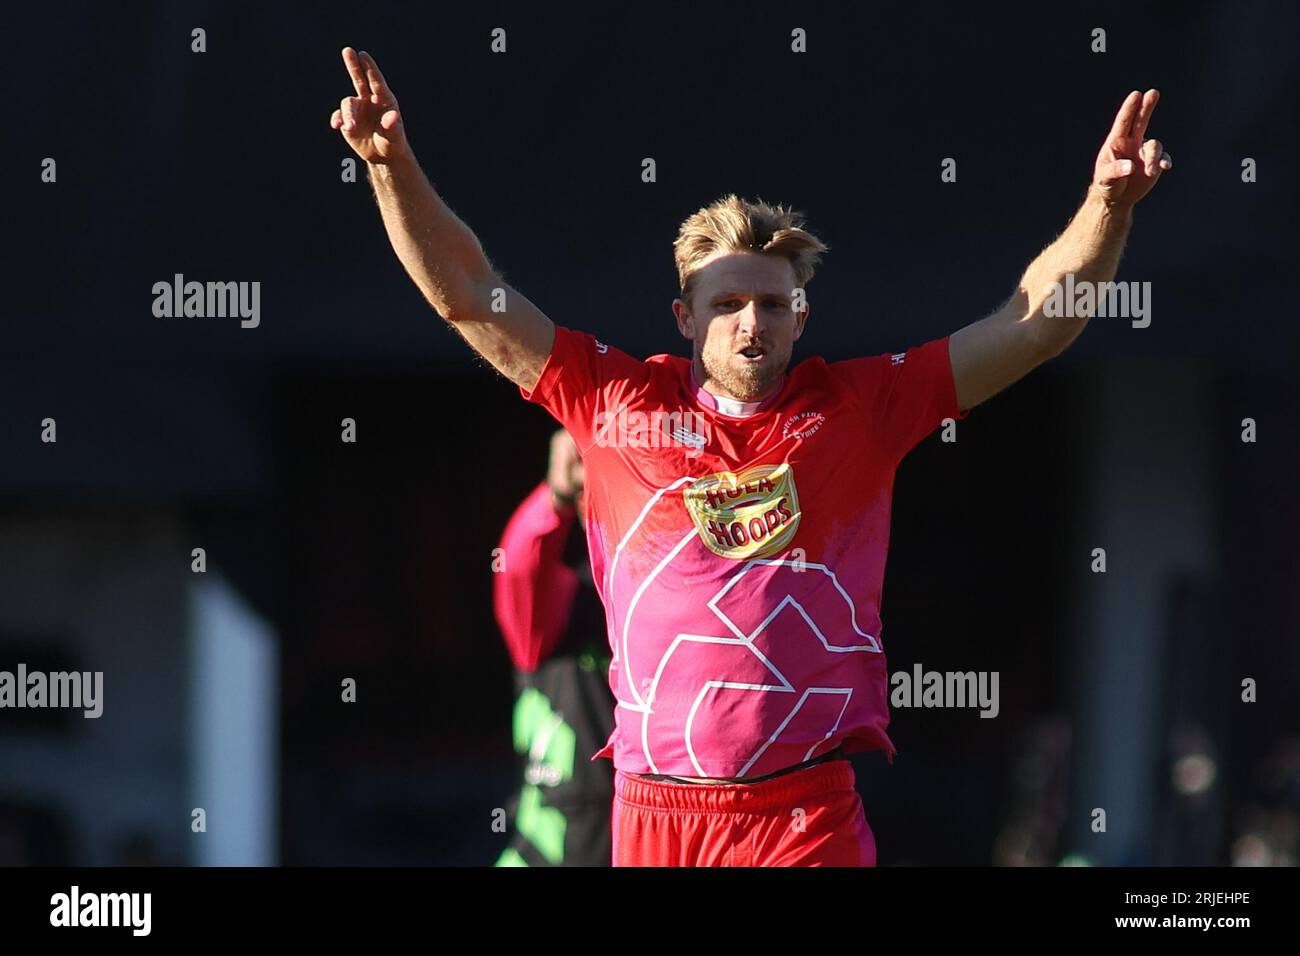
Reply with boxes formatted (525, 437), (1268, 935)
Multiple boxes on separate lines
(331, 47), (554, 392)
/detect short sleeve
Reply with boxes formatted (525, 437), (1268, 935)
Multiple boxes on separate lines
(828, 336), (965, 463)
(519, 325), (652, 453)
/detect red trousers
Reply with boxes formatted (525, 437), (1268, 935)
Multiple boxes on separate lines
(612, 759), (876, 866)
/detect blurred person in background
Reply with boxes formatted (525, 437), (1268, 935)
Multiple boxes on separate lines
(992, 717), (1071, 866)
(1229, 736), (1300, 867)
(492, 430), (615, 866)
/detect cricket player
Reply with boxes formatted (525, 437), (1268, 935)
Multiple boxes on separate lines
(331, 47), (1171, 865)
(493, 430), (615, 866)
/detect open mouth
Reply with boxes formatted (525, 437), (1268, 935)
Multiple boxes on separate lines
(737, 345), (766, 361)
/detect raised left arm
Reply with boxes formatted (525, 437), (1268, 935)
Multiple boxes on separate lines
(950, 89), (1172, 411)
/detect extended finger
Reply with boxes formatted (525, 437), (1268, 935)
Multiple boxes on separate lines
(1106, 91), (1142, 144)
(342, 46), (372, 98)
(1132, 89), (1160, 142)
(358, 50), (393, 105)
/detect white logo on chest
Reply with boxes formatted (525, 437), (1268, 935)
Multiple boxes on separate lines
(781, 411), (826, 440)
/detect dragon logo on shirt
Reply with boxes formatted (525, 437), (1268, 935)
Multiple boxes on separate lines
(683, 463), (801, 560)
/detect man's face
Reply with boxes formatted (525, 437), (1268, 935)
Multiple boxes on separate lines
(673, 251), (808, 402)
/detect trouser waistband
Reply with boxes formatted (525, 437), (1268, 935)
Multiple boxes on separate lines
(615, 758), (855, 813)
(634, 745), (845, 786)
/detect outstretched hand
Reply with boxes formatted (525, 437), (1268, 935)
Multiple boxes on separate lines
(1092, 89), (1172, 207)
(330, 47), (408, 164)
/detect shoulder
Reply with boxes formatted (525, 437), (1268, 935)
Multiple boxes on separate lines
(645, 351), (690, 373)
(791, 353), (867, 394)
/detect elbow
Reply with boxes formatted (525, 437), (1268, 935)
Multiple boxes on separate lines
(434, 286), (488, 326)
(1031, 313), (1086, 363)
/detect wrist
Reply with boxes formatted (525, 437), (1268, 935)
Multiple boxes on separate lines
(1086, 184), (1135, 219)
(367, 149), (418, 176)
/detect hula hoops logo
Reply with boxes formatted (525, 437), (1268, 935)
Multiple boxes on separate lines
(683, 463), (801, 560)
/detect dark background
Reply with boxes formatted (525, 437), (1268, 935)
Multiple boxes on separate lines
(1, 1), (1297, 865)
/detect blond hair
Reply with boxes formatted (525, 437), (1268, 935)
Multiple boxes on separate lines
(673, 194), (828, 302)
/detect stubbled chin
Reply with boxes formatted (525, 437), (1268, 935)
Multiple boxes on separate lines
(699, 339), (785, 394)
(700, 355), (775, 401)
